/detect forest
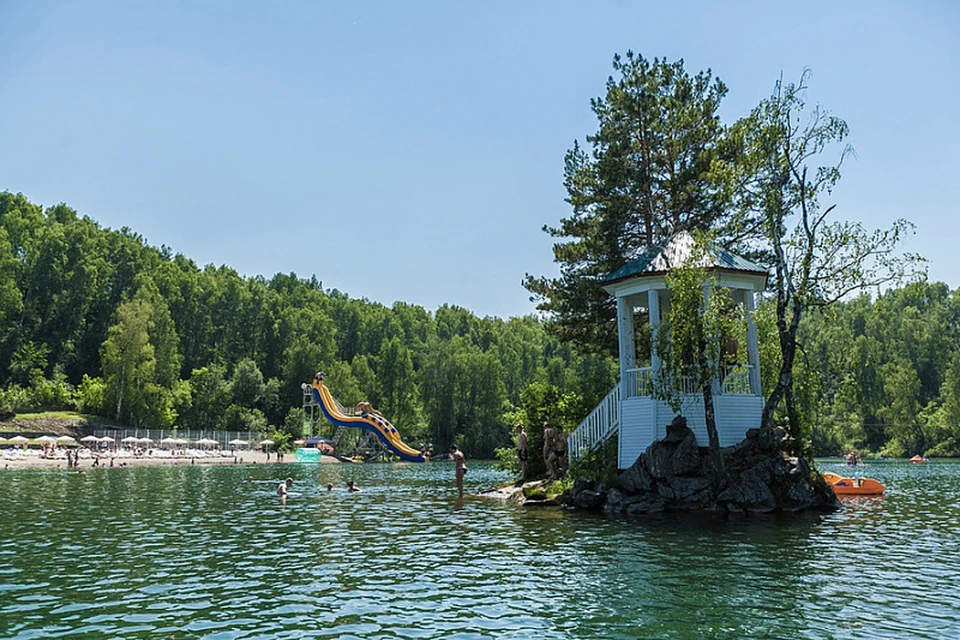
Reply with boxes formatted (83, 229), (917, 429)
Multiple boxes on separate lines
(1, 191), (957, 458)
(0, 191), (618, 457)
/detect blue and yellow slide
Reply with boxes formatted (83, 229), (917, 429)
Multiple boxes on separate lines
(310, 373), (427, 463)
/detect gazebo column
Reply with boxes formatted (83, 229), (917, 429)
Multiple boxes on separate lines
(617, 294), (636, 397)
(648, 289), (661, 382)
(744, 290), (762, 396)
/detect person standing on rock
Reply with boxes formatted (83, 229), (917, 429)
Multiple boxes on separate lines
(542, 422), (557, 479)
(515, 424), (528, 481)
(549, 427), (568, 479)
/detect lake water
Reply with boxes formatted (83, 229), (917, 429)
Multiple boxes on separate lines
(1, 458), (958, 639)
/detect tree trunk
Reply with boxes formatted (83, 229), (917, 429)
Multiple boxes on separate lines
(699, 343), (724, 474)
(115, 361), (125, 422)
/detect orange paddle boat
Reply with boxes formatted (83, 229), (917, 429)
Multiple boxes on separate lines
(909, 455), (929, 464)
(822, 471), (885, 496)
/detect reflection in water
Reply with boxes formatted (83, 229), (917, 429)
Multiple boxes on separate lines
(0, 459), (958, 638)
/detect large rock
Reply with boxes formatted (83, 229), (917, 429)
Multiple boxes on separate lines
(573, 489), (605, 509)
(658, 475), (713, 507)
(569, 476), (606, 510)
(644, 418), (700, 479)
(604, 488), (665, 515)
(671, 431), (701, 476)
(619, 463), (654, 494)
(596, 419), (838, 516)
(624, 494), (666, 515)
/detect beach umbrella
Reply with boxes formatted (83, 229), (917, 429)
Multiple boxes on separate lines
(9, 435), (29, 444)
(196, 438), (218, 447)
(34, 435), (58, 444)
(80, 435), (100, 443)
(137, 437), (153, 444)
(57, 435), (77, 444)
(121, 436), (139, 444)
(259, 439), (275, 446)
(99, 436), (115, 443)
(160, 437), (179, 446)
(228, 439), (249, 446)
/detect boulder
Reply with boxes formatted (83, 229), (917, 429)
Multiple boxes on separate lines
(671, 431), (701, 476)
(573, 489), (605, 510)
(717, 477), (776, 512)
(619, 463), (653, 494)
(605, 488), (625, 512)
(660, 475), (713, 508)
(645, 421), (699, 479)
(624, 494), (666, 515)
(663, 415), (690, 443)
(572, 414), (837, 516)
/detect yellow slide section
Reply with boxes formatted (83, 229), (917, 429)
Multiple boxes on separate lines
(310, 373), (427, 463)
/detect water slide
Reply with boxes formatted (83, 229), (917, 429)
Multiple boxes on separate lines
(310, 374), (427, 463)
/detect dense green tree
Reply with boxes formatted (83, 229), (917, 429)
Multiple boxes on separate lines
(230, 358), (266, 408)
(524, 51), (735, 356)
(184, 365), (231, 431)
(101, 300), (156, 425)
(740, 74), (923, 450)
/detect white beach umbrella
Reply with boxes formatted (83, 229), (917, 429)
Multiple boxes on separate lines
(80, 435), (100, 443)
(228, 439), (248, 446)
(99, 436), (116, 443)
(160, 437), (179, 445)
(57, 435), (77, 444)
(137, 437), (153, 444)
(34, 435), (58, 444)
(9, 435), (29, 444)
(259, 439), (275, 446)
(196, 438), (218, 447)
(121, 436), (139, 444)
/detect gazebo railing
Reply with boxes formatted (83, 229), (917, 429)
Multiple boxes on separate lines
(720, 364), (754, 395)
(568, 385), (620, 459)
(625, 365), (756, 398)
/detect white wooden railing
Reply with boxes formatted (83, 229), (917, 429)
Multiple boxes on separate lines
(568, 385), (620, 460)
(720, 365), (754, 395)
(624, 365), (756, 398)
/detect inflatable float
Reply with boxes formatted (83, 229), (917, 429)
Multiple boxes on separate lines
(909, 455), (929, 464)
(822, 471), (885, 496)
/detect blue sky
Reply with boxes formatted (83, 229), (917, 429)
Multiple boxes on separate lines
(1, 1), (957, 318)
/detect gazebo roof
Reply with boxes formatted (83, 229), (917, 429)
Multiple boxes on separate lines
(602, 231), (768, 286)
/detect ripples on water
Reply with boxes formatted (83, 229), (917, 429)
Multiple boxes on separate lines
(1, 459), (958, 638)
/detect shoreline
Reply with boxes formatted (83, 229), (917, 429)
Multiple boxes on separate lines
(1, 450), (341, 470)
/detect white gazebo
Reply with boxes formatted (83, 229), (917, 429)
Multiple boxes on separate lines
(569, 231), (768, 469)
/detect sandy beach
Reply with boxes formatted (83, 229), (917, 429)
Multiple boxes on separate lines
(1, 450), (341, 470)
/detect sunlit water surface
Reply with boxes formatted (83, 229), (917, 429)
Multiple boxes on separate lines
(1, 458), (958, 638)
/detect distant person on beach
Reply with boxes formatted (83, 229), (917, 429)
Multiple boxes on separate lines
(277, 477), (293, 502)
(515, 424), (528, 480)
(451, 444), (466, 498)
(326, 483), (334, 491)
(347, 480), (361, 492)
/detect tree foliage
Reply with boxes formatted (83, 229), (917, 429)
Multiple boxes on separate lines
(524, 52), (736, 356)
(0, 192), (616, 457)
(739, 73), (924, 449)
